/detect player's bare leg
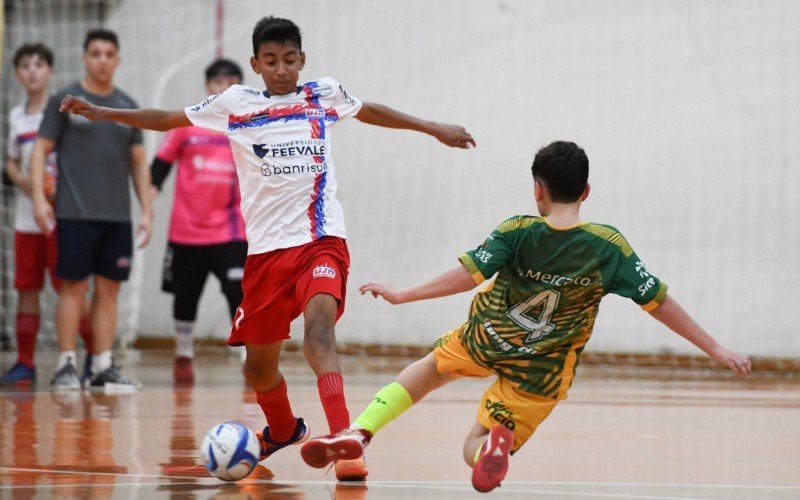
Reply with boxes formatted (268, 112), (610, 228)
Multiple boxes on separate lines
(302, 293), (368, 479)
(91, 276), (120, 355)
(302, 293), (340, 375)
(245, 341), (309, 460)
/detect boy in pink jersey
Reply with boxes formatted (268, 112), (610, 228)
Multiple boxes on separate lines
(2, 43), (94, 385)
(58, 16), (475, 481)
(150, 59), (247, 384)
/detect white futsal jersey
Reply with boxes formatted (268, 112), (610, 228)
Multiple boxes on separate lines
(7, 103), (57, 233)
(185, 77), (362, 255)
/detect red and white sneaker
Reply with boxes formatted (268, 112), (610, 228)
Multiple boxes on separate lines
(335, 455), (368, 481)
(301, 427), (372, 469)
(471, 425), (514, 493)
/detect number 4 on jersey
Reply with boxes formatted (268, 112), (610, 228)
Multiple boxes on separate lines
(507, 290), (561, 343)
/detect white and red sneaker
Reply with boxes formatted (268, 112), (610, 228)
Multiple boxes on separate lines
(301, 427), (372, 469)
(471, 425), (514, 493)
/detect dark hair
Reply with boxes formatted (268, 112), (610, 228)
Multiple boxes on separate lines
(531, 141), (589, 203)
(83, 28), (119, 51)
(205, 58), (243, 82)
(252, 16), (302, 55)
(13, 43), (54, 68)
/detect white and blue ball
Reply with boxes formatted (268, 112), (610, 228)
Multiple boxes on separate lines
(200, 421), (260, 481)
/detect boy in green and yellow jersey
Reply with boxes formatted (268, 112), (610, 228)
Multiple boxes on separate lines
(300, 141), (751, 492)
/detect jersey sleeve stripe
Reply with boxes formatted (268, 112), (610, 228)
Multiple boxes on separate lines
(459, 254), (486, 284)
(640, 281), (669, 311)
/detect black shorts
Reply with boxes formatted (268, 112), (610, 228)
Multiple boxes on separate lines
(161, 241), (247, 296)
(56, 219), (133, 281)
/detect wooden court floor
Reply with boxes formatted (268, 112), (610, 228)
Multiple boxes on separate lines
(1, 348), (798, 499)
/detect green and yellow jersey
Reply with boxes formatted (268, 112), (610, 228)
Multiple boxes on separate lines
(457, 215), (667, 400)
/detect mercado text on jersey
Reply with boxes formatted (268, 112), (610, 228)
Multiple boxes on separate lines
(458, 216), (668, 399)
(184, 77), (362, 255)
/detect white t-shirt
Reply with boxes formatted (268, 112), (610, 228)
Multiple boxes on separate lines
(185, 77), (362, 255)
(7, 103), (57, 233)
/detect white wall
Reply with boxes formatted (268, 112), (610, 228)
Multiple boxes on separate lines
(101, 0), (799, 357)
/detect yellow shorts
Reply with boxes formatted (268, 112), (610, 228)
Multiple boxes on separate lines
(432, 324), (559, 453)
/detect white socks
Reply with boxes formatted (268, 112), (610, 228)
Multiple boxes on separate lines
(57, 351), (77, 370)
(175, 321), (195, 358)
(92, 350), (113, 375)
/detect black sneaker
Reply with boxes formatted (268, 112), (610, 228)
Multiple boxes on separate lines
(89, 364), (142, 393)
(51, 360), (81, 391)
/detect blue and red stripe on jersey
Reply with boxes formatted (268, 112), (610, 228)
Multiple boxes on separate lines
(303, 82), (331, 241)
(17, 131), (37, 144)
(227, 103), (339, 131)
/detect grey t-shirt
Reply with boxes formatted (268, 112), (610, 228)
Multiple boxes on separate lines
(38, 81), (143, 222)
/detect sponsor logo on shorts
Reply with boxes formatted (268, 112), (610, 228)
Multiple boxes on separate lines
(234, 307), (245, 330)
(117, 257), (132, 269)
(226, 267), (244, 281)
(312, 263), (336, 279)
(485, 399), (516, 430)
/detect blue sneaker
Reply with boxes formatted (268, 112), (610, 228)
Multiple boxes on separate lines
(0, 362), (36, 385)
(81, 353), (93, 386)
(256, 417), (310, 461)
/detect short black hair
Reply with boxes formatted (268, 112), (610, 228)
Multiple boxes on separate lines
(84, 28), (119, 51)
(13, 43), (54, 68)
(252, 16), (302, 56)
(205, 58), (243, 82)
(531, 141), (589, 203)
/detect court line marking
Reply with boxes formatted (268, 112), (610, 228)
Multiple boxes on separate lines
(1, 467), (798, 493)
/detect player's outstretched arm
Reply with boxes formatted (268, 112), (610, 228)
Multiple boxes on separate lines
(649, 294), (751, 378)
(59, 95), (191, 132)
(355, 102), (476, 149)
(359, 265), (478, 304)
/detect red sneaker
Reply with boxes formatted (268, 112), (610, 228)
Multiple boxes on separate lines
(173, 356), (194, 384)
(335, 455), (368, 481)
(471, 425), (514, 493)
(301, 428), (372, 469)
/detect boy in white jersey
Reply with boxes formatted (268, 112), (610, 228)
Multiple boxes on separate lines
(58, 16), (475, 481)
(150, 59), (247, 384)
(2, 44), (93, 385)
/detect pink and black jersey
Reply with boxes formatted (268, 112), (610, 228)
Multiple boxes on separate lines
(184, 77), (362, 255)
(154, 126), (245, 245)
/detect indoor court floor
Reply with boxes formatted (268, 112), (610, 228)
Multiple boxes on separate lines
(1, 348), (798, 499)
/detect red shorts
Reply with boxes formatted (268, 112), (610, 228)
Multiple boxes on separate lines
(14, 231), (61, 291)
(228, 237), (350, 346)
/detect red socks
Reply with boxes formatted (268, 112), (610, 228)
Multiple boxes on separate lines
(317, 371), (350, 434)
(79, 314), (94, 354)
(15, 313), (39, 368)
(255, 379), (297, 442)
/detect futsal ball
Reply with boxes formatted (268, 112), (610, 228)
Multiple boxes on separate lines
(200, 421), (260, 481)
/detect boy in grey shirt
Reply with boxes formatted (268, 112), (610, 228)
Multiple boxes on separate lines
(31, 29), (152, 392)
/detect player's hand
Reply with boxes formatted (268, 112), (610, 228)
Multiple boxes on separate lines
(33, 195), (55, 236)
(136, 211), (153, 248)
(711, 345), (751, 378)
(433, 123), (476, 149)
(359, 281), (403, 304)
(59, 95), (105, 120)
